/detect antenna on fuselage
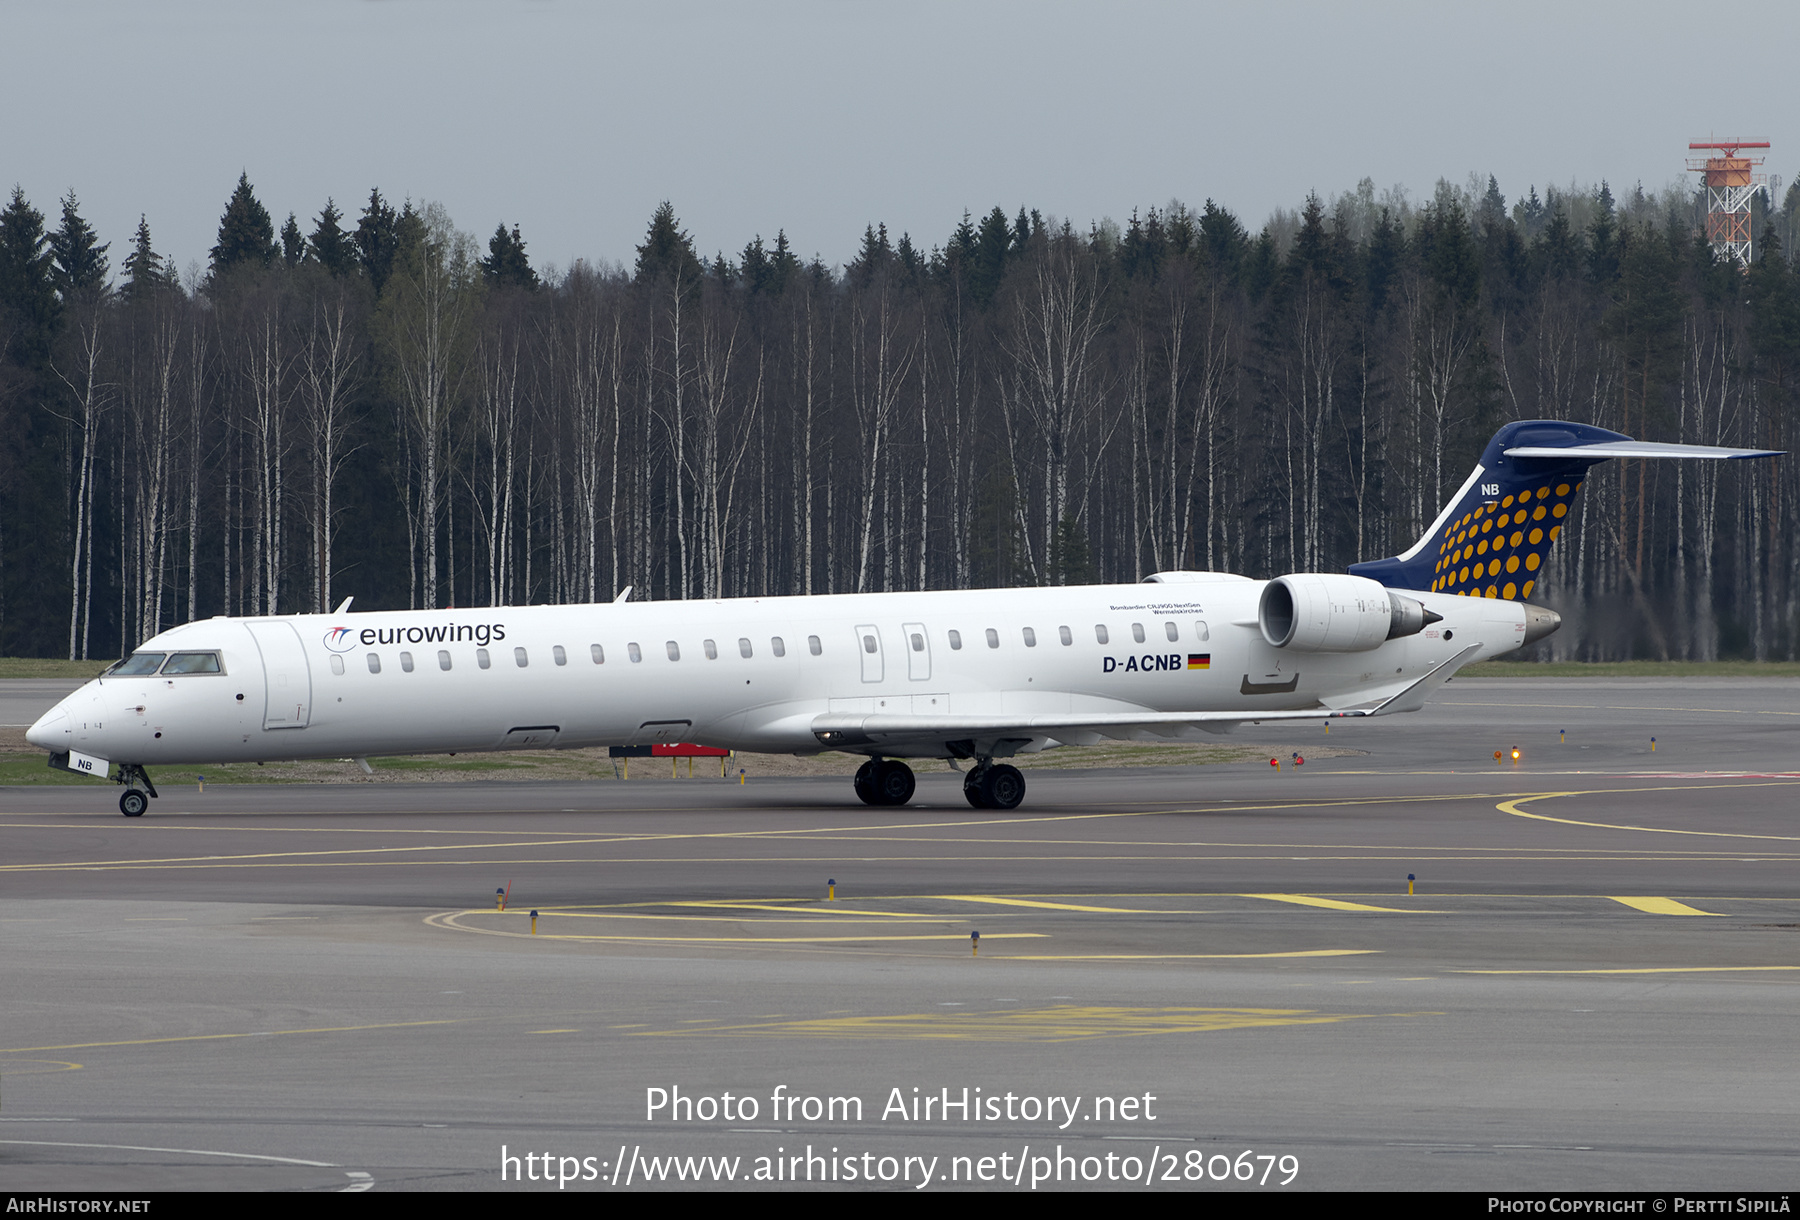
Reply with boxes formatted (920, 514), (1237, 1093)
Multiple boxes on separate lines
(614, 586), (633, 603)
(332, 597), (354, 615)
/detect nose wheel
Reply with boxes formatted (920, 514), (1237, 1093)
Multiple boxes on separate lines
(113, 763), (158, 817)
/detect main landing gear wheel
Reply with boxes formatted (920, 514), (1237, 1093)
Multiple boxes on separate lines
(119, 789), (148, 817)
(963, 764), (1025, 810)
(853, 760), (916, 806)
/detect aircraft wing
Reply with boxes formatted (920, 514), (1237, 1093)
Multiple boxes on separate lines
(813, 645), (1482, 750)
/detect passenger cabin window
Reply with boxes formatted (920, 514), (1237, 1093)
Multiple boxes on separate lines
(554, 645), (567, 666)
(738, 638), (752, 658)
(438, 650), (452, 671)
(1059, 626), (1072, 646)
(629, 642), (643, 663)
(367, 653), (381, 674)
(590, 644), (604, 664)
(400, 651), (415, 673)
(666, 641), (680, 661)
(113, 653), (165, 676)
(477, 648), (491, 669)
(514, 647), (529, 668)
(985, 628), (999, 649)
(704, 639), (718, 660)
(948, 630), (963, 650)
(162, 652), (222, 674)
(1194, 620), (1210, 642)
(1131, 623), (1146, 643)
(771, 637), (786, 657)
(1022, 627), (1037, 647)
(1094, 625), (1109, 645)
(1164, 621), (1179, 642)
(329, 655), (345, 676)
(910, 632), (925, 652)
(808, 635), (822, 656)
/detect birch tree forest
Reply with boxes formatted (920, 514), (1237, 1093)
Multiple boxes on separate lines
(3, 172), (1800, 663)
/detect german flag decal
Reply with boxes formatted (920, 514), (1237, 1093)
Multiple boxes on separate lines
(1187, 653), (1211, 670)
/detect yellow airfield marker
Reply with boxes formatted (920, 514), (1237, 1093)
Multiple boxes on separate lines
(1608, 896), (1723, 917)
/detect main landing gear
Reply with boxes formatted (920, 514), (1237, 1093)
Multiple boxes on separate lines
(115, 763), (158, 817)
(963, 761), (1025, 810)
(853, 759), (916, 806)
(850, 757), (1026, 809)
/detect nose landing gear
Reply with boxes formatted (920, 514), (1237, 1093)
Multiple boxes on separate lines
(114, 763), (158, 817)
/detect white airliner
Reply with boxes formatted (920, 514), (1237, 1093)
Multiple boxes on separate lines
(26, 421), (1778, 815)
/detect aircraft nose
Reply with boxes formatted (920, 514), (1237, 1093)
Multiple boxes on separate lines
(26, 701), (72, 751)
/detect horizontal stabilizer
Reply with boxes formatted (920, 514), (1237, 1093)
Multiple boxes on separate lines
(1504, 441), (1781, 461)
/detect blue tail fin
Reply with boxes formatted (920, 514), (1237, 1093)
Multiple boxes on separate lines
(1349, 421), (1780, 598)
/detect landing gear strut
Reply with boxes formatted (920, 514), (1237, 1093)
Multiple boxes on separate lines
(114, 763), (157, 818)
(853, 759), (916, 806)
(963, 762), (1025, 810)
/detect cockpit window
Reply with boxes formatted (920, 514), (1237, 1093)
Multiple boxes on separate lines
(161, 652), (222, 674)
(111, 653), (166, 676)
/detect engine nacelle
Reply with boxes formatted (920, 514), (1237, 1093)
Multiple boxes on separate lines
(1258, 574), (1439, 652)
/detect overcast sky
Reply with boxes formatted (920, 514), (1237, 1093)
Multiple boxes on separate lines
(7, 0), (1798, 279)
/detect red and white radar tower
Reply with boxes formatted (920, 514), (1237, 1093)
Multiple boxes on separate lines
(1688, 138), (1770, 269)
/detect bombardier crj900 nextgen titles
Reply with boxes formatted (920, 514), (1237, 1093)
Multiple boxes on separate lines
(27, 422), (1781, 816)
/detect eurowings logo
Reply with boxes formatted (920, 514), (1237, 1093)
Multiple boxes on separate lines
(323, 626), (356, 653)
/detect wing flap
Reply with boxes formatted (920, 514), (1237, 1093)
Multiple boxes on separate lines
(811, 645), (1484, 749)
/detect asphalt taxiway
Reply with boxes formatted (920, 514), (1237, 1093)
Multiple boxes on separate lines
(2, 678), (1797, 1191)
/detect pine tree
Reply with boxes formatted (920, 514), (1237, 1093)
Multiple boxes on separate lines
(47, 191), (109, 296)
(308, 198), (358, 276)
(769, 230), (798, 294)
(969, 206), (1012, 305)
(121, 215), (172, 301)
(0, 187), (59, 361)
(1197, 199), (1249, 281)
(354, 188), (399, 293)
(480, 222), (538, 290)
(740, 235), (771, 295)
(209, 171), (277, 274)
(280, 212), (306, 268)
(634, 202), (702, 287)
(1588, 182), (1619, 285)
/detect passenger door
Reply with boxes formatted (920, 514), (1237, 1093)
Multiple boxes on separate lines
(245, 620), (312, 730)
